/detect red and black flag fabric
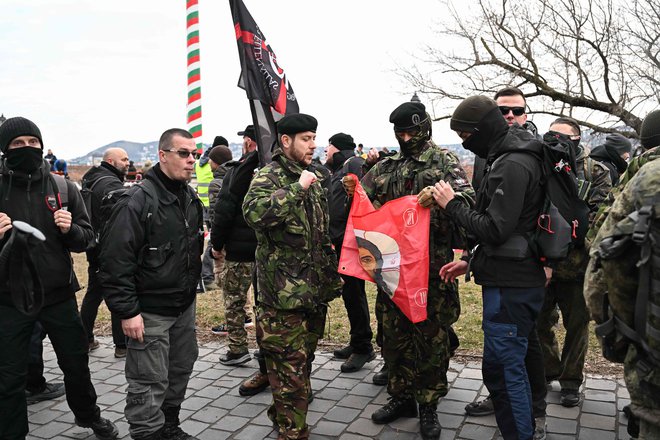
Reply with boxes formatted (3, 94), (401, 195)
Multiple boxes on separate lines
(338, 175), (431, 323)
(229, 0), (299, 166)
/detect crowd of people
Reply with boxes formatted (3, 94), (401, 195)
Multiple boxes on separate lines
(0, 85), (659, 440)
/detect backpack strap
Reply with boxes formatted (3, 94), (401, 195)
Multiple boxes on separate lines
(138, 180), (160, 240)
(50, 173), (68, 209)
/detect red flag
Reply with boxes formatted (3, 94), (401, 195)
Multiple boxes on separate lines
(339, 175), (430, 323)
(229, 0), (299, 166)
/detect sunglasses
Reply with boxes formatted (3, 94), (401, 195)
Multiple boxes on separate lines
(499, 106), (526, 116)
(164, 149), (196, 158)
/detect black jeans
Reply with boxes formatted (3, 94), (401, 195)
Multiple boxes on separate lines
(0, 299), (100, 440)
(335, 243), (374, 354)
(26, 321), (47, 392)
(80, 264), (126, 348)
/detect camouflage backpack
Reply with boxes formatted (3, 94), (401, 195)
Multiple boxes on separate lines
(594, 193), (660, 368)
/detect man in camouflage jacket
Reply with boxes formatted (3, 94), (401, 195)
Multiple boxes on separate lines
(344, 102), (473, 440)
(585, 159), (660, 439)
(243, 113), (342, 440)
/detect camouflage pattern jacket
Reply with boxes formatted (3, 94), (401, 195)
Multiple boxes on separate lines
(360, 141), (474, 276)
(586, 146), (660, 248)
(243, 147), (342, 311)
(553, 146), (612, 281)
(585, 159), (660, 426)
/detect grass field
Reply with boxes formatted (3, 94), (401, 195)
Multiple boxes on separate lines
(73, 252), (622, 376)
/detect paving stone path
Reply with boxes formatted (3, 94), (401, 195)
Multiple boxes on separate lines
(26, 337), (632, 439)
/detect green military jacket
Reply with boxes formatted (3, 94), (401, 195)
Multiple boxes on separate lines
(360, 141), (474, 275)
(243, 147), (342, 311)
(585, 159), (660, 425)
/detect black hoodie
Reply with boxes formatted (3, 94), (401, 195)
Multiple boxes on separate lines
(589, 144), (628, 186)
(326, 149), (365, 245)
(446, 109), (546, 287)
(0, 159), (94, 306)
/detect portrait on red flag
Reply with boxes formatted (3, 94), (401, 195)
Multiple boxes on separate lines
(339, 175), (430, 323)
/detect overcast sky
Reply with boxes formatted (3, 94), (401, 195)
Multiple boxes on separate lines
(1, 0), (478, 160)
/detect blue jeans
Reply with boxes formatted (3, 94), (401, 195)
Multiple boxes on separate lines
(482, 286), (544, 440)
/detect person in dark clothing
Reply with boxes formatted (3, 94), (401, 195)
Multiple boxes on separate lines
(325, 132), (376, 372)
(589, 132), (632, 185)
(210, 133), (259, 366)
(0, 116), (118, 440)
(80, 148), (130, 358)
(206, 144), (233, 286)
(44, 148), (56, 170)
(465, 87), (548, 440)
(99, 128), (204, 440)
(434, 96), (546, 440)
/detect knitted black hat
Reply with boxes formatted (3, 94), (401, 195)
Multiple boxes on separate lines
(0, 117), (43, 154)
(208, 145), (232, 165)
(329, 132), (356, 151)
(212, 136), (229, 147)
(277, 114), (317, 135)
(641, 109), (660, 149)
(450, 96), (498, 133)
(603, 133), (632, 155)
(389, 102), (427, 131)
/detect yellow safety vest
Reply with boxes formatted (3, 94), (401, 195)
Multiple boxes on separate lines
(194, 160), (214, 207)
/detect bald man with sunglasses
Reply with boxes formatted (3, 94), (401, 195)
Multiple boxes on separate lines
(100, 128), (205, 440)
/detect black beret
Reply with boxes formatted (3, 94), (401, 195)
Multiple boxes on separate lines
(212, 135), (228, 147)
(0, 117), (43, 154)
(389, 102), (427, 131)
(450, 96), (498, 133)
(277, 113), (318, 136)
(641, 109), (660, 149)
(329, 132), (356, 151)
(237, 125), (256, 140)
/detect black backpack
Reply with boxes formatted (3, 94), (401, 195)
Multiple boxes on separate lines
(97, 180), (159, 250)
(529, 132), (591, 261)
(81, 175), (115, 231)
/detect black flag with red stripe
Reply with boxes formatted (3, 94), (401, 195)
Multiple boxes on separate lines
(229, 0), (299, 165)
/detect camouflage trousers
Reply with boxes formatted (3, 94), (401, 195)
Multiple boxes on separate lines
(537, 278), (589, 390)
(222, 261), (254, 354)
(377, 278), (460, 404)
(256, 305), (326, 440)
(625, 345), (660, 438)
(213, 249), (226, 286)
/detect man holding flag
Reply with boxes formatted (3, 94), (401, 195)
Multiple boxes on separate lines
(343, 102), (474, 440)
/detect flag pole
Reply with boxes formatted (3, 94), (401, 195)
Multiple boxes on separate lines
(186, 0), (203, 153)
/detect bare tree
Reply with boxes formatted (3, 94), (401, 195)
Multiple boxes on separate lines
(403, 0), (660, 136)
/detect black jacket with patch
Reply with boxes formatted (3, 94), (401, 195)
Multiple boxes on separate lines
(0, 160), (94, 306)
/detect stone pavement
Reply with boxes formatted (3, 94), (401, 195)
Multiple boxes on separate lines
(26, 337), (632, 440)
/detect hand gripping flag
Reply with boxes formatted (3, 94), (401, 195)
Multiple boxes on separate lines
(229, 0), (299, 166)
(338, 175), (430, 323)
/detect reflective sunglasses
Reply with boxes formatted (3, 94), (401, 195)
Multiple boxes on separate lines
(498, 106), (526, 116)
(164, 149), (196, 158)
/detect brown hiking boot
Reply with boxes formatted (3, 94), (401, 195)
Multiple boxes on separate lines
(239, 371), (269, 396)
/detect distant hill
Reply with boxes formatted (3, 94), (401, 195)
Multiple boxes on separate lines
(67, 140), (244, 165)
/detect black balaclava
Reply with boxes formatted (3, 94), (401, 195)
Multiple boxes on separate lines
(461, 107), (508, 159)
(4, 147), (44, 173)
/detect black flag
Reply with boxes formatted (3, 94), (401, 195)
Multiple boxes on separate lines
(230, 0), (299, 165)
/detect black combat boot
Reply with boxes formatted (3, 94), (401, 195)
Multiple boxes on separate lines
(161, 405), (198, 440)
(371, 396), (418, 424)
(419, 403), (441, 440)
